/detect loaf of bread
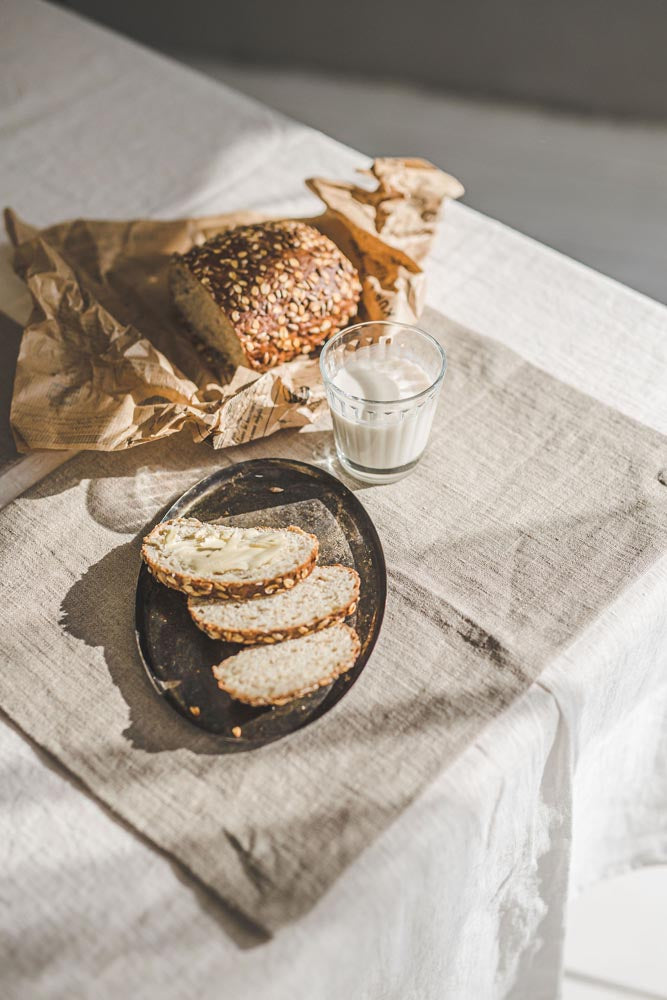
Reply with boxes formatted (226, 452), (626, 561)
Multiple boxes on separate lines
(169, 220), (362, 372)
(141, 517), (318, 600)
(212, 623), (361, 705)
(188, 564), (359, 644)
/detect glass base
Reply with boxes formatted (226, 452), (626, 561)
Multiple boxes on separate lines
(337, 453), (421, 485)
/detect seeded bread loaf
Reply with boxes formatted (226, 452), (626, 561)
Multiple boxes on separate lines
(189, 564), (360, 644)
(169, 220), (362, 372)
(212, 623), (361, 706)
(141, 517), (318, 600)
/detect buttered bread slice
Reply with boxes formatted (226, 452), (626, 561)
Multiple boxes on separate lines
(141, 517), (318, 599)
(189, 564), (359, 644)
(212, 623), (360, 706)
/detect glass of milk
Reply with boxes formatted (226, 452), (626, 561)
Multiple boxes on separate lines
(320, 321), (446, 484)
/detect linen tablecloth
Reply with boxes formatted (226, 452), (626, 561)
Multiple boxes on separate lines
(1, 2), (667, 997)
(2, 309), (665, 934)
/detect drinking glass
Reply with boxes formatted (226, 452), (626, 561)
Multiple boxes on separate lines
(319, 320), (446, 484)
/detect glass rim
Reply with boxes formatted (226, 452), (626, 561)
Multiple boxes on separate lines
(319, 320), (447, 406)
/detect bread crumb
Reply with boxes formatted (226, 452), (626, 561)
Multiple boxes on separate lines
(189, 706), (201, 717)
(268, 486), (284, 493)
(232, 726), (242, 738)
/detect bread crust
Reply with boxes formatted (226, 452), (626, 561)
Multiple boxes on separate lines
(170, 220), (362, 372)
(141, 520), (319, 600)
(188, 565), (360, 644)
(214, 625), (361, 706)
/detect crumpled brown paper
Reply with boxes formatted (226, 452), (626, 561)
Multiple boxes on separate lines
(4, 157), (463, 453)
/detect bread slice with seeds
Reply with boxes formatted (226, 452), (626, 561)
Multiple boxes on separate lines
(212, 623), (360, 706)
(189, 564), (359, 644)
(141, 517), (318, 600)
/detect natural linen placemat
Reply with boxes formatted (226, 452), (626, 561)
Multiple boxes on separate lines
(1, 309), (666, 932)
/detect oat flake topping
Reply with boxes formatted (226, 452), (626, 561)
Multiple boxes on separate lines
(179, 220), (362, 369)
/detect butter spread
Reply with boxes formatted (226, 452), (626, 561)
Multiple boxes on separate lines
(161, 525), (288, 576)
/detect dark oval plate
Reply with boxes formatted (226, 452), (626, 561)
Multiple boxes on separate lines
(135, 458), (386, 751)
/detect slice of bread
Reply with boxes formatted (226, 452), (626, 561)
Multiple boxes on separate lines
(212, 623), (361, 706)
(141, 517), (318, 600)
(188, 565), (360, 644)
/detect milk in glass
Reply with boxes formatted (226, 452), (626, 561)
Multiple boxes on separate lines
(330, 343), (435, 473)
